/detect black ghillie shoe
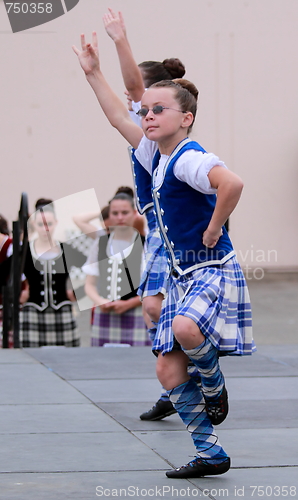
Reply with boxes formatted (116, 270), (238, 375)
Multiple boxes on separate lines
(139, 399), (177, 421)
(166, 457), (230, 478)
(204, 385), (229, 425)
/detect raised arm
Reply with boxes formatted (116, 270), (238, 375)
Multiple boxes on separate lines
(203, 167), (244, 248)
(72, 32), (143, 149)
(103, 9), (145, 102)
(72, 211), (101, 239)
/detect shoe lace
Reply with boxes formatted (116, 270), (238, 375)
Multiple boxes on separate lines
(205, 391), (225, 416)
(178, 456), (202, 470)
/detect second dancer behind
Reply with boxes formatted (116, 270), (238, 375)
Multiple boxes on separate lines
(103, 7), (201, 421)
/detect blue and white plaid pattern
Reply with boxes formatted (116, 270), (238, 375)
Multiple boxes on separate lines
(138, 227), (170, 299)
(184, 339), (224, 399)
(153, 256), (254, 356)
(168, 378), (228, 462)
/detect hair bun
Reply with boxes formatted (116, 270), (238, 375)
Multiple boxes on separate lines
(162, 58), (185, 79)
(173, 78), (199, 101)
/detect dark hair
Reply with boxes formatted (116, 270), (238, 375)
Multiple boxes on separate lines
(34, 198), (56, 218)
(0, 214), (10, 235)
(151, 79), (199, 132)
(35, 198), (53, 210)
(101, 205), (110, 221)
(139, 58), (185, 88)
(109, 193), (135, 209)
(115, 186), (134, 198)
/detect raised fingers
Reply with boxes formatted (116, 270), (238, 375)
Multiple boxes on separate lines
(92, 31), (98, 49)
(108, 7), (117, 19)
(72, 45), (79, 55)
(81, 33), (87, 51)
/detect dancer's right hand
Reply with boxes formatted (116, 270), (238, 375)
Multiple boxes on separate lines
(72, 32), (100, 76)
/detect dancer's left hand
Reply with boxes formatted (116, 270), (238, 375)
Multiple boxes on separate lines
(203, 228), (223, 248)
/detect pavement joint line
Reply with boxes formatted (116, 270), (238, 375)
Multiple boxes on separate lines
(230, 464), (298, 469)
(0, 362), (39, 364)
(67, 377), (159, 380)
(268, 357), (291, 366)
(0, 468), (171, 474)
(1, 465), (297, 475)
(88, 405), (184, 469)
(0, 431), (128, 435)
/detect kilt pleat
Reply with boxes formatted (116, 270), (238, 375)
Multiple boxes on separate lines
(153, 257), (255, 356)
(138, 228), (169, 299)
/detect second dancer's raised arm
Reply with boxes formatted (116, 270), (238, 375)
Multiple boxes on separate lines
(72, 31), (143, 149)
(103, 8), (145, 102)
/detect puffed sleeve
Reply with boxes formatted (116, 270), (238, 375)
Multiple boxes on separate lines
(134, 136), (158, 175)
(129, 101), (142, 127)
(174, 150), (227, 194)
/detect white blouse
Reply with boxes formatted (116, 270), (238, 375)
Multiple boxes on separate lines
(134, 135), (227, 194)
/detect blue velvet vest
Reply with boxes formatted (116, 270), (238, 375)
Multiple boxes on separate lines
(152, 138), (235, 274)
(128, 146), (154, 215)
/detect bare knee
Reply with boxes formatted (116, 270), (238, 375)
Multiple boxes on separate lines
(143, 295), (163, 323)
(172, 315), (205, 350)
(156, 351), (189, 390)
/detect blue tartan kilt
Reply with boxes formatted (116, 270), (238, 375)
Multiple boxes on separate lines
(138, 227), (170, 299)
(153, 256), (255, 357)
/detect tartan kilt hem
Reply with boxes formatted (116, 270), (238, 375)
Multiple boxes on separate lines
(91, 305), (150, 347)
(19, 304), (80, 347)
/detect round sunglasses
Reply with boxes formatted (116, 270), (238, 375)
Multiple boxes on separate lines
(136, 105), (186, 117)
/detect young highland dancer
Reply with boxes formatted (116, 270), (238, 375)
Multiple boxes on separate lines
(103, 8), (201, 421)
(73, 32), (254, 478)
